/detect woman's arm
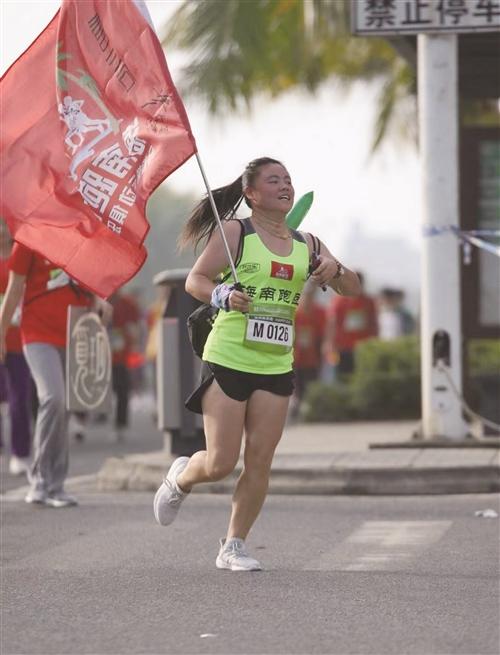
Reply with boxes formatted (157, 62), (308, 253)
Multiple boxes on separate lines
(304, 234), (361, 297)
(185, 220), (251, 312)
(0, 270), (26, 361)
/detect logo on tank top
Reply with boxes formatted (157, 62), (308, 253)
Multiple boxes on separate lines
(240, 262), (260, 274)
(271, 261), (294, 281)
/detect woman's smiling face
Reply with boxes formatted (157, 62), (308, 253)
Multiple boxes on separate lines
(244, 163), (295, 214)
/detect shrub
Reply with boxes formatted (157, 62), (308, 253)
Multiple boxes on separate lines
(302, 337), (420, 422)
(301, 382), (356, 422)
(349, 337), (421, 419)
(468, 339), (500, 376)
(467, 339), (500, 425)
(301, 337), (499, 422)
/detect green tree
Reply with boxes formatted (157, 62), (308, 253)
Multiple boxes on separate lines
(162, 0), (416, 151)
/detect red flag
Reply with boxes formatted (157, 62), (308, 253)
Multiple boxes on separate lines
(0, 0), (197, 298)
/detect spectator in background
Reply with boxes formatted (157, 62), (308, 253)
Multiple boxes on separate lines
(109, 290), (141, 441)
(323, 272), (378, 376)
(0, 220), (32, 476)
(378, 288), (415, 340)
(124, 288), (148, 393)
(396, 290), (416, 335)
(145, 286), (170, 404)
(0, 240), (111, 506)
(291, 282), (326, 415)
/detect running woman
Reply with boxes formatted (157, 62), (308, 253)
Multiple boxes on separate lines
(153, 157), (361, 570)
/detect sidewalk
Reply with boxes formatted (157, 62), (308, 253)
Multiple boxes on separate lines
(97, 420), (500, 496)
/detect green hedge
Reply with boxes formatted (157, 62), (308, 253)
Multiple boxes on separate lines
(349, 337), (420, 420)
(301, 337), (499, 423)
(468, 339), (500, 376)
(301, 382), (357, 422)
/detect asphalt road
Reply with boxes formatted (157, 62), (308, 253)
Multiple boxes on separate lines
(2, 492), (499, 655)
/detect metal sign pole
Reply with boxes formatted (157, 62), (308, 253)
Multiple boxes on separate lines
(348, 0), (496, 440)
(418, 33), (467, 440)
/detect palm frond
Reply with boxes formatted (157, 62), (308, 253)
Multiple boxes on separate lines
(371, 62), (417, 153)
(161, 0), (416, 150)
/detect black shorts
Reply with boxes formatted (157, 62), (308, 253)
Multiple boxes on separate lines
(185, 361), (295, 415)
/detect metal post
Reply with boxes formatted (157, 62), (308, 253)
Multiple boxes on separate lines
(418, 33), (467, 440)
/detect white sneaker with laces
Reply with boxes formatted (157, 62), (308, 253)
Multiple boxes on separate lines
(45, 491), (78, 508)
(9, 455), (30, 476)
(153, 456), (190, 526)
(216, 538), (263, 571)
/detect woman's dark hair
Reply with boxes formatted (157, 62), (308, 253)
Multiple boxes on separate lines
(179, 156), (283, 250)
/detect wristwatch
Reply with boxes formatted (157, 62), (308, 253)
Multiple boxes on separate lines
(332, 260), (345, 279)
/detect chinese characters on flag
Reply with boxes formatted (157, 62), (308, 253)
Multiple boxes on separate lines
(0, 0), (197, 297)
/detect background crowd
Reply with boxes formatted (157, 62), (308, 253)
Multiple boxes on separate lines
(290, 272), (416, 417)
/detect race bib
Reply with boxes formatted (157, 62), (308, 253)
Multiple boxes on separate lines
(110, 328), (126, 351)
(244, 303), (294, 353)
(344, 309), (368, 332)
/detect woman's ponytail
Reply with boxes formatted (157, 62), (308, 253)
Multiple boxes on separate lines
(179, 176), (244, 250)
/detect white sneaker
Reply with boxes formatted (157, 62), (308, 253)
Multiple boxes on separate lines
(153, 456), (190, 526)
(45, 491), (78, 508)
(216, 538), (263, 571)
(9, 455), (30, 476)
(25, 488), (47, 505)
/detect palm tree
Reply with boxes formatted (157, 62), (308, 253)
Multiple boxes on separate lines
(161, 0), (417, 152)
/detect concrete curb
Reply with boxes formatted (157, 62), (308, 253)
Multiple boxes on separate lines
(96, 451), (500, 496)
(371, 439), (500, 449)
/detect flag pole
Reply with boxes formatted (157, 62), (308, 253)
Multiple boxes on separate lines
(195, 152), (241, 286)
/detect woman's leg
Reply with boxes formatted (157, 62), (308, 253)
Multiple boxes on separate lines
(176, 379), (246, 491)
(23, 343), (69, 495)
(226, 390), (289, 540)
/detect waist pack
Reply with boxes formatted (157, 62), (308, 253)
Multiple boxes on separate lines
(187, 303), (219, 359)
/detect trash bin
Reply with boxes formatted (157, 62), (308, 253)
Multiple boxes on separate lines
(154, 268), (206, 456)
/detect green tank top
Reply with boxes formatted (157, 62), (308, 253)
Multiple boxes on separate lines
(203, 219), (310, 374)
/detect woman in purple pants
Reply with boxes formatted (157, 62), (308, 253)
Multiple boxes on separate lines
(0, 220), (32, 476)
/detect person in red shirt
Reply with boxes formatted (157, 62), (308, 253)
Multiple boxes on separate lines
(0, 241), (111, 507)
(292, 282), (326, 411)
(109, 290), (141, 441)
(323, 272), (378, 375)
(0, 220), (32, 476)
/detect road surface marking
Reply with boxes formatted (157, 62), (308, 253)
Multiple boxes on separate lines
(305, 520), (452, 571)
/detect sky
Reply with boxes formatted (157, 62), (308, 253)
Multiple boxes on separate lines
(0, 0), (422, 301)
